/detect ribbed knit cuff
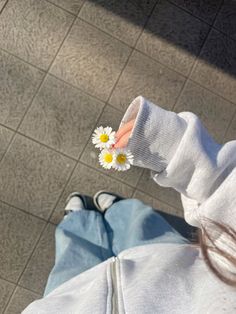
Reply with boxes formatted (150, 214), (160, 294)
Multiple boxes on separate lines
(119, 96), (187, 173)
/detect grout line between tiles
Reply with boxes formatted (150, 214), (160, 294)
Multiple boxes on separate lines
(132, 0), (161, 49)
(106, 0), (160, 106)
(0, 9), (79, 183)
(50, 58), (236, 111)
(134, 168), (145, 188)
(47, 72), (121, 111)
(15, 222), (51, 289)
(134, 167), (183, 212)
(0, 199), (48, 223)
(0, 0), (8, 15)
(222, 107), (236, 141)
(134, 169), (182, 212)
(171, 4), (224, 112)
(17, 283), (43, 298)
(16, 131), (78, 161)
(69, 2), (158, 199)
(47, 108), (137, 223)
(0, 275), (42, 298)
(187, 77), (236, 107)
(76, 15), (134, 49)
(78, 159), (137, 190)
(131, 188), (137, 198)
(47, 104), (108, 223)
(106, 101), (127, 114)
(134, 168), (146, 189)
(167, 0), (224, 28)
(1, 0), (234, 94)
(48, 0), (236, 52)
(194, 0), (236, 43)
(106, 49), (134, 105)
(44, 0), (77, 16)
(172, 42), (212, 111)
(0, 275), (16, 286)
(2, 222), (49, 314)
(0, 46), (47, 73)
(3, 285), (42, 314)
(76, 0), (87, 17)
(16, 16), (78, 128)
(77, 0), (159, 50)
(0, 69), (47, 167)
(134, 46), (189, 78)
(135, 187), (182, 212)
(1, 4), (235, 110)
(168, 0), (236, 45)
(1, 0), (80, 165)
(47, 28), (145, 223)
(2, 288), (17, 314)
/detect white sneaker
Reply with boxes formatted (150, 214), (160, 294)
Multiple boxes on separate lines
(64, 192), (86, 215)
(93, 190), (124, 213)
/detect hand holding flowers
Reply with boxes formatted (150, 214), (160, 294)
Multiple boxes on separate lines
(92, 119), (135, 171)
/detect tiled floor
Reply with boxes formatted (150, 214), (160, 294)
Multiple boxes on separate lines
(0, 0), (235, 312)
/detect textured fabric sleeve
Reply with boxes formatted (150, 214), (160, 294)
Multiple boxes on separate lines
(121, 95), (236, 274)
(120, 96), (236, 226)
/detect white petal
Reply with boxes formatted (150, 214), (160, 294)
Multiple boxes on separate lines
(105, 126), (113, 134)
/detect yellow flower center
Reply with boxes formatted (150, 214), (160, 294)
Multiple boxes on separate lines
(116, 154), (127, 164)
(100, 134), (109, 143)
(104, 153), (113, 163)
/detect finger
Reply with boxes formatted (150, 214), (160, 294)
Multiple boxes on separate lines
(115, 119), (136, 141)
(114, 134), (130, 148)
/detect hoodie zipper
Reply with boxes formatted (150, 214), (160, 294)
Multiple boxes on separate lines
(111, 257), (119, 314)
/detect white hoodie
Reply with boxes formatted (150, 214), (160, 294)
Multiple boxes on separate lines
(23, 96), (236, 314)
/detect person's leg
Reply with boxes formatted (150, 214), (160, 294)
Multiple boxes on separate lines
(44, 210), (113, 296)
(104, 198), (190, 256)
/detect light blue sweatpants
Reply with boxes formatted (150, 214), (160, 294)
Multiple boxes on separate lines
(44, 198), (190, 296)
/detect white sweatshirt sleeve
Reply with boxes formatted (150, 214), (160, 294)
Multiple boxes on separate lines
(120, 96), (236, 233)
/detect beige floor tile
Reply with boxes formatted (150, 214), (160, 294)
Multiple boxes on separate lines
(50, 162), (134, 224)
(79, 0), (156, 46)
(0, 50), (44, 129)
(80, 104), (143, 187)
(0, 278), (15, 314)
(224, 111), (236, 142)
(174, 80), (236, 143)
(137, 169), (182, 209)
(4, 287), (41, 314)
(48, 0), (84, 14)
(19, 224), (56, 295)
(136, 0), (209, 76)
(0, 135), (76, 219)
(170, 0), (222, 24)
(0, 126), (14, 161)
(20, 75), (105, 159)
(191, 29), (236, 105)
(134, 189), (184, 217)
(0, 0), (74, 70)
(109, 50), (186, 112)
(0, 202), (45, 282)
(50, 18), (131, 101)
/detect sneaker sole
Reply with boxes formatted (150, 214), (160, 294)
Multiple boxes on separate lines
(93, 190), (124, 212)
(65, 192), (88, 211)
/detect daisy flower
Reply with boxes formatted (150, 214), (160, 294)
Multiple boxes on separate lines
(92, 126), (116, 150)
(113, 148), (134, 171)
(99, 148), (116, 170)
